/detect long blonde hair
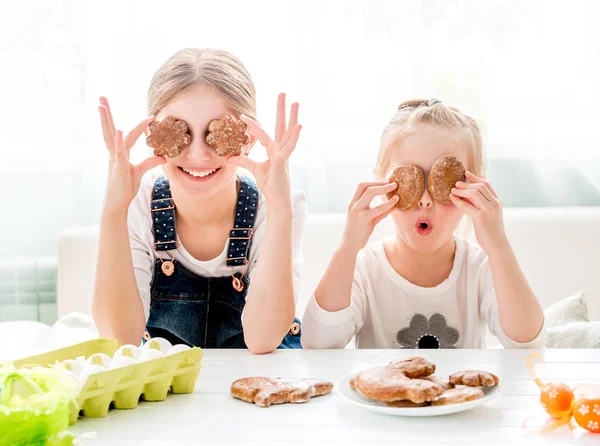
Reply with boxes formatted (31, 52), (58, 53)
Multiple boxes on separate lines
(375, 99), (485, 179)
(147, 48), (256, 120)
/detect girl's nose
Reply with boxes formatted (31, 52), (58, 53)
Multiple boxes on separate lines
(184, 135), (212, 162)
(419, 187), (433, 208)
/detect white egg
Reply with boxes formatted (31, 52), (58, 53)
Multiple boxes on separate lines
(86, 353), (112, 369)
(110, 356), (137, 369)
(60, 359), (84, 376)
(113, 345), (141, 360)
(79, 364), (106, 387)
(138, 349), (165, 362)
(143, 337), (172, 354)
(61, 369), (81, 388)
(167, 344), (191, 355)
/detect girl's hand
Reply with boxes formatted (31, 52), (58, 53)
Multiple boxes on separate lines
(450, 170), (507, 253)
(226, 93), (301, 210)
(98, 97), (166, 214)
(342, 181), (399, 253)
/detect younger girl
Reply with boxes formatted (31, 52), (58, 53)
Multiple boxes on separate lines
(92, 48), (306, 354)
(302, 98), (546, 349)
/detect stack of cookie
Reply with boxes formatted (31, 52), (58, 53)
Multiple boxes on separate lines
(350, 357), (499, 407)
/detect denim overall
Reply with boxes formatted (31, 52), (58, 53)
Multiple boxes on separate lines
(145, 175), (302, 349)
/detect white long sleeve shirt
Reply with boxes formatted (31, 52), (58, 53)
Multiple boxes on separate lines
(302, 237), (546, 349)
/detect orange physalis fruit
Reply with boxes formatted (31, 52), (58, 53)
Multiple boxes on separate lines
(573, 397), (600, 433)
(540, 382), (574, 419)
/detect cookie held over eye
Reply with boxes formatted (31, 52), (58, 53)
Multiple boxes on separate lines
(206, 115), (251, 157)
(428, 155), (467, 204)
(145, 116), (191, 158)
(387, 165), (426, 211)
(230, 377), (333, 408)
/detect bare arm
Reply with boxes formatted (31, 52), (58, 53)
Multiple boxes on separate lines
(93, 210), (146, 345)
(314, 181), (398, 312)
(486, 237), (544, 343)
(92, 97), (165, 345)
(228, 93), (304, 354)
(451, 171), (544, 343)
(242, 206), (296, 354)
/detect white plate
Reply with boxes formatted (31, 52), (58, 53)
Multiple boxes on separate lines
(338, 372), (501, 417)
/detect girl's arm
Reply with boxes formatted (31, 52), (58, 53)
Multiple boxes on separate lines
(314, 181), (398, 312)
(451, 171), (545, 343)
(92, 97), (166, 345)
(227, 94), (302, 354)
(300, 181), (398, 349)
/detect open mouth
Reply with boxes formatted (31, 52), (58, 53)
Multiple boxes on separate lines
(178, 166), (221, 181)
(415, 219), (433, 236)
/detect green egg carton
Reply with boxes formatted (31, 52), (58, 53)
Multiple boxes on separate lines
(13, 339), (203, 425)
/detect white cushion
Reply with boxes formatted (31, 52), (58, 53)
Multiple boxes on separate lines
(546, 321), (600, 348)
(544, 290), (589, 327)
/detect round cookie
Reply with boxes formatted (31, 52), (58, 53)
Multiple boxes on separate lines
(146, 116), (191, 158)
(206, 115), (250, 157)
(427, 155), (467, 204)
(387, 165), (425, 211)
(449, 370), (499, 388)
(431, 386), (484, 406)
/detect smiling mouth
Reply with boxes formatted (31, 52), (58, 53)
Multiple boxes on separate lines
(178, 166), (221, 179)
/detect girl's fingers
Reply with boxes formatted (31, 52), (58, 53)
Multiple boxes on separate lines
(137, 155), (166, 176)
(368, 195), (399, 219)
(98, 105), (115, 153)
(449, 192), (477, 215)
(226, 155), (258, 174)
(114, 130), (127, 164)
(465, 171), (499, 199)
(356, 182), (398, 209)
(99, 97), (116, 136)
(240, 115), (275, 155)
(351, 181), (391, 204)
(372, 201), (398, 225)
(125, 116), (155, 152)
(451, 187), (489, 210)
(274, 93), (287, 142)
(280, 124), (302, 159)
(454, 181), (495, 202)
(281, 102), (299, 147)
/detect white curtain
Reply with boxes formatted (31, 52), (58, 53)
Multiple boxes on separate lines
(1, 0), (600, 258)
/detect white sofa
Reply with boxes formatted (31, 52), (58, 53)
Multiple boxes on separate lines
(57, 208), (600, 346)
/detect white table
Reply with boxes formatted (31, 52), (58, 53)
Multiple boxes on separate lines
(71, 349), (600, 445)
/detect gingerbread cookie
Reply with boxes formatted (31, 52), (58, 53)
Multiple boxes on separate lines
(387, 165), (426, 211)
(375, 376), (453, 407)
(352, 357), (444, 404)
(383, 400), (429, 408)
(231, 377), (333, 408)
(206, 115), (250, 157)
(449, 370), (499, 388)
(146, 116), (191, 158)
(427, 155), (467, 204)
(431, 386), (484, 406)
(424, 375), (454, 392)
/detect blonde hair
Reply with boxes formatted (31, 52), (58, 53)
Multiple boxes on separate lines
(375, 99), (485, 179)
(147, 48), (256, 120)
